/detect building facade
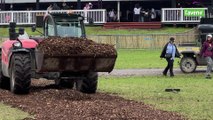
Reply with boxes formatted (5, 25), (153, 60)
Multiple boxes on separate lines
(1, 0), (213, 22)
(1, 0), (213, 10)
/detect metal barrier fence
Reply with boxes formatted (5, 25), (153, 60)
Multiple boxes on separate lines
(161, 8), (212, 24)
(0, 9), (106, 25)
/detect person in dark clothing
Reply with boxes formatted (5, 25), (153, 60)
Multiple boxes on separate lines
(62, 2), (70, 10)
(160, 37), (180, 77)
(52, 3), (60, 10)
(200, 34), (213, 79)
(143, 9), (151, 22)
(133, 4), (141, 22)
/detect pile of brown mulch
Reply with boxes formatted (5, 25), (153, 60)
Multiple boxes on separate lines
(0, 79), (186, 120)
(36, 37), (117, 57)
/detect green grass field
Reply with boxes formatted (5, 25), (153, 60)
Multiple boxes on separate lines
(115, 49), (179, 69)
(0, 26), (192, 37)
(86, 26), (192, 35)
(0, 49), (209, 120)
(0, 103), (32, 120)
(0, 27), (43, 37)
(98, 74), (213, 120)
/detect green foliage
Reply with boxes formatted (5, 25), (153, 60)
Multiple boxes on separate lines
(0, 103), (32, 120)
(115, 49), (180, 69)
(99, 74), (213, 120)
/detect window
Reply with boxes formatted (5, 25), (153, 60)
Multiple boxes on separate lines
(47, 18), (54, 36)
(55, 17), (83, 37)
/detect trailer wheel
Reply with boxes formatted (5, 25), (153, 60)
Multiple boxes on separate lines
(10, 53), (31, 94)
(0, 55), (10, 89)
(180, 57), (197, 73)
(76, 72), (98, 94)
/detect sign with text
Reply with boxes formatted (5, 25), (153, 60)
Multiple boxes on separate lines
(184, 8), (205, 17)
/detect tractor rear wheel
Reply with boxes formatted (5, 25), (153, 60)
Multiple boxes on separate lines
(180, 57), (197, 73)
(10, 53), (31, 94)
(75, 72), (98, 94)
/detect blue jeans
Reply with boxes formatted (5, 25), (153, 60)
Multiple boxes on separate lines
(205, 57), (213, 76)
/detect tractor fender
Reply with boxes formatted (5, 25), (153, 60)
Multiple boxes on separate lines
(180, 52), (197, 58)
(3, 48), (31, 77)
(180, 52), (198, 64)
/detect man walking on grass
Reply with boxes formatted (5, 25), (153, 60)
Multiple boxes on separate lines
(160, 37), (180, 77)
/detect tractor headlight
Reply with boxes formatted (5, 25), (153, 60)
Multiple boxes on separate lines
(13, 42), (22, 48)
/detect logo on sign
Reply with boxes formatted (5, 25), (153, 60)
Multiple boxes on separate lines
(184, 8), (205, 17)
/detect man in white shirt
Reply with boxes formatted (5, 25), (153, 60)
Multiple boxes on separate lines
(108, 9), (116, 22)
(133, 4), (141, 22)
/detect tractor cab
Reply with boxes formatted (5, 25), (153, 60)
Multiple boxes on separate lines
(43, 13), (86, 38)
(32, 12), (86, 38)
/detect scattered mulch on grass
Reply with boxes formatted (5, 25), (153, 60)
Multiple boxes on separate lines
(0, 79), (186, 120)
(36, 37), (117, 57)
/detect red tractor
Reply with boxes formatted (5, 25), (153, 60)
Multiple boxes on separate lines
(0, 13), (117, 94)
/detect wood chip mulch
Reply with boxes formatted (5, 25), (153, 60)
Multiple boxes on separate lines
(36, 37), (117, 57)
(0, 79), (186, 120)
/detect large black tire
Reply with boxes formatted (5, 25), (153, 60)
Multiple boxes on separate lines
(10, 53), (31, 94)
(75, 72), (98, 94)
(180, 57), (197, 73)
(0, 52), (10, 89)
